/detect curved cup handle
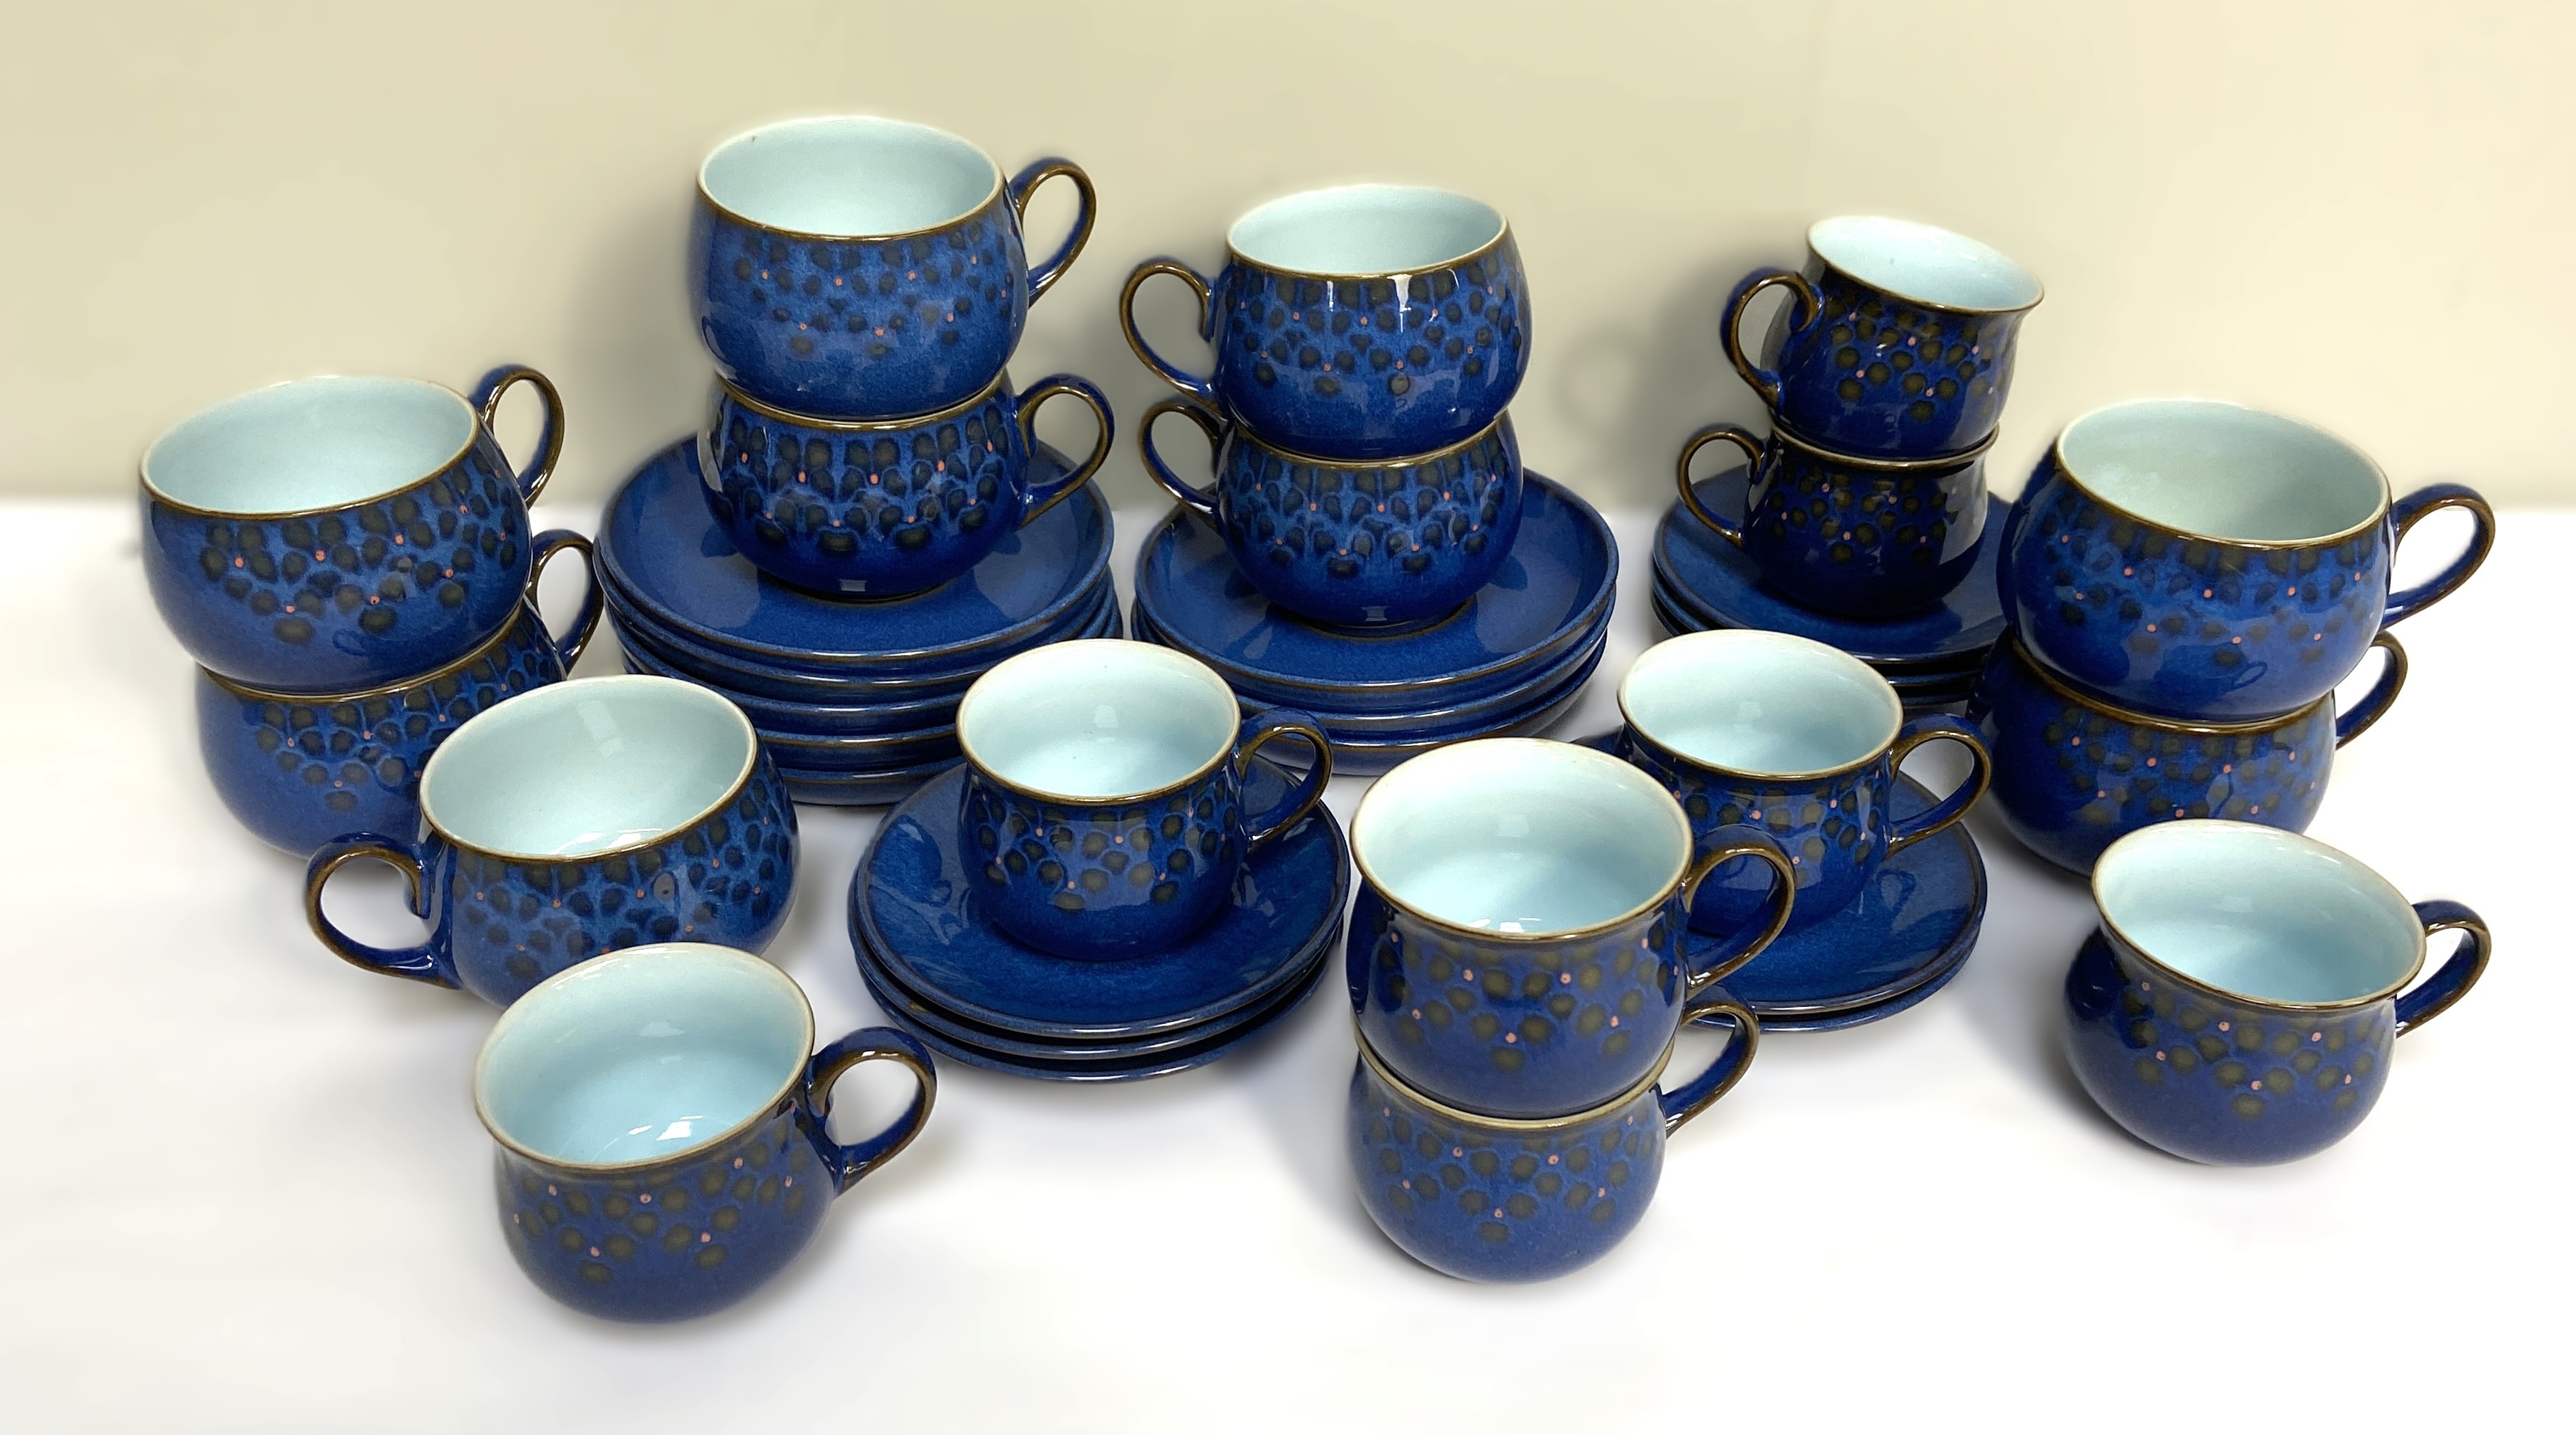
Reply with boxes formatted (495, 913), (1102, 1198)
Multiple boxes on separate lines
(1006, 157), (1096, 304)
(2394, 900), (2490, 1036)
(470, 364), (567, 504)
(526, 529), (602, 671)
(303, 834), (456, 988)
(1119, 259), (1220, 402)
(1677, 824), (1796, 993)
(1883, 714), (1993, 857)
(1238, 709), (1333, 852)
(1675, 422), (1764, 547)
(1138, 397), (1227, 518)
(1012, 374), (1115, 526)
(2382, 483), (2495, 626)
(1658, 996), (1761, 1136)
(2333, 631), (2408, 747)
(799, 1026), (937, 1195)
(1721, 267), (1822, 408)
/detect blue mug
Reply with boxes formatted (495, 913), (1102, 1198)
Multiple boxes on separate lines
(690, 115), (1093, 419)
(2063, 820), (2489, 1165)
(476, 943), (934, 1321)
(1121, 184), (1529, 459)
(957, 640), (1330, 959)
(142, 366), (564, 691)
(304, 676), (796, 1006)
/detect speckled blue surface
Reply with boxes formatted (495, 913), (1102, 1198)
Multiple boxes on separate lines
(1677, 425), (1989, 618)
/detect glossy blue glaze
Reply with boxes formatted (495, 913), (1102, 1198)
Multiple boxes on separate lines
(689, 117), (1092, 418)
(141, 368), (564, 691)
(779, 754), (967, 809)
(1646, 583), (1982, 708)
(856, 932), (1322, 1063)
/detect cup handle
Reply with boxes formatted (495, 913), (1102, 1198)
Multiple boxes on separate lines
(2333, 631), (2408, 747)
(1721, 267), (1822, 409)
(526, 529), (603, 671)
(1119, 259), (1221, 403)
(1883, 714), (1994, 857)
(303, 835), (457, 988)
(1238, 709), (1334, 852)
(1676, 824), (1796, 993)
(1138, 397), (1227, 519)
(1674, 422), (1764, 547)
(1011, 374), (1115, 526)
(2381, 483), (2495, 626)
(469, 364), (567, 504)
(2394, 900), (2491, 1036)
(799, 1026), (938, 1195)
(1657, 996), (1760, 1135)
(1006, 157), (1096, 304)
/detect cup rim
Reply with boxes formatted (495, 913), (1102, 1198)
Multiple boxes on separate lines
(2046, 397), (2394, 550)
(712, 364), (1015, 430)
(1804, 215), (2045, 316)
(1206, 400), (1514, 469)
(1224, 183), (1511, 280)
(140, 374), (482, 518)
(199, 597), (547, 704)
(2001, 631), (2336, 734)
(472, 942), (815, 1176)
(695, 114), (1003, 241)
(1770, 412), (1996, 470)
(955, 639), (1246, 805)
(1618, 630), (1904, 781)
(1355, 1020), (1673, 1130)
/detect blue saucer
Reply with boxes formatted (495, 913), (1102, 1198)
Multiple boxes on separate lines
(1746, 935), (1971, 1032)
(1649, 586), (1978, 696)
(849, 758), (1351, 1039)
(779, 753), (965, 807)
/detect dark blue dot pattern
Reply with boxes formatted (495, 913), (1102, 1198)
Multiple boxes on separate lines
(1689, 425), (1987, 619)
(1614, 727), (1890, 933)
(1742, 261), (2027, 458)
(962, 764), (1246, 960)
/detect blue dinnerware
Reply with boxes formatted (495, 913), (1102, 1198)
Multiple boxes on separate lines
(475, 943), (934, 1321)
(2062, 821), (2489, 1165)
(2001, 398), (2494, 721)
(690, 115), (1094, 419)
(867, 951), (1330, 1082)
(1646, 586), (1981, 711)
(1724, 216), (2039, 459)
(141, 366), (565, 691)
(855, 935), (1324, 1064)
(304, 676), (796, 1006)
(777, 752), (970, 810)
(1121, 184), (1529, 459)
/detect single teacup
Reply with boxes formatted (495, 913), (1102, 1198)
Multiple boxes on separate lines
(476, 943), (934, 1320)
(142, 366), (565, 691)
(2001, 398), (2493, 721)
(1139, 398), (1523, 627)
(1121, 184), (1529, 459)
(1350, 738), (1792, 1118)
(957, 640), (1330, 959)
(1724, 215), (2041, 458)
(304, 675), (797, 1005)
(691, 116), (1093, 419)
(1615, 630), (1990, 935)
(698, 369), (1111, 596)
(1675, 418), (1991, 617)
(2062, 820), (2489, 1165)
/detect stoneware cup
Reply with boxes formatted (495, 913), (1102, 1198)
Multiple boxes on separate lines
(197, 540), (602, 855)
(698, 369), (1112, 597)
(141, 366), (566, 691)
(1675, 418), (1991, 618)
(2062, 820), (2489, 1165)
(476, 943), (935, 1321)
(1348, 1003), (1758, 1282)
(304, 675), (797, 1006)
(1120, 184), (1529, 459)
(690, 115), (1094, 419)
(2001, 398), (2494, 721)
(1350, 738), (1792, 1119)
(957, 640), (1332, 959)
(1614, 631), (1991, 935)
(1139, 397), (1523, 627)
(1971, 630), (2405, 873)
(1724, 215), (2041, 459)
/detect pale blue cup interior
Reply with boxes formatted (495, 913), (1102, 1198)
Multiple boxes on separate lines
(701, 115), (998, 237)
(1229, 185), (1504, 274)
(1621, 630), (1899, 777)
(2094, 821), (2421, 1005)
(2058, 399), (2388, 542)
(475, 943), (810, 1167)
(1353, 739), (1693, 935)
(957, 639), (1239, 799)
(420, 676), (756, 857)
(141, 376), (477, 515)
(1809, 215), (2041, 313)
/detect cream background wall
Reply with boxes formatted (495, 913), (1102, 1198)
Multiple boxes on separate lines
(4, 0), (2568, 508)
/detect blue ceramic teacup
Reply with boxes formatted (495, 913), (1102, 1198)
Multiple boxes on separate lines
(1675, 418), (1991, 618)
(698, 369), (1111, 597)
(476, 943), (934, 1321)
(304, 675), (796, 1006)
(142, 366), (565, 691)
(2063, 821), (2489, 1165)
(1614, 631), (1990, 935)
(2001, 398), (2494, 721)
(691, 115), (1094, 419)
(1139, 397), (1523, 627)
(1724, 215), (2041, 458)
(1121, 185), (1529, 459)
(1350, 739), (1791, 1119)
(957, 640), (1331, 960)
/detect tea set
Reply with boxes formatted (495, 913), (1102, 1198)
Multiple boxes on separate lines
(134, 112), (2497, 1310)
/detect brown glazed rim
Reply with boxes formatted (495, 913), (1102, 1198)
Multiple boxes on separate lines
(1804, 217), (2046, 316)
(2045, 398), (2394, 550)
(2004, 631), (2337, 734)
(1224, 185), (1512, 281)
(695, 115), (1004, 241)
(1355, 1020), (1674, 1132)
(201, 597), (546, 704)
(714, 364), (1013, 429)
(1768, 412), (1996, 469)
(1222, 402), (1513, 469)
(140, 375), (482, 519)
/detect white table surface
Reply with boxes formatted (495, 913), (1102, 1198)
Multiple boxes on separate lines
(1, 495), (2559, 1431)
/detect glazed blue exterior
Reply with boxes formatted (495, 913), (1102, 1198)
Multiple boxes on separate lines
(689, 158), (1093, 419)
(698, 372), (1111, 598)
(1726, 260), (2030, 458)
(1121, 236), (1529, 459)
